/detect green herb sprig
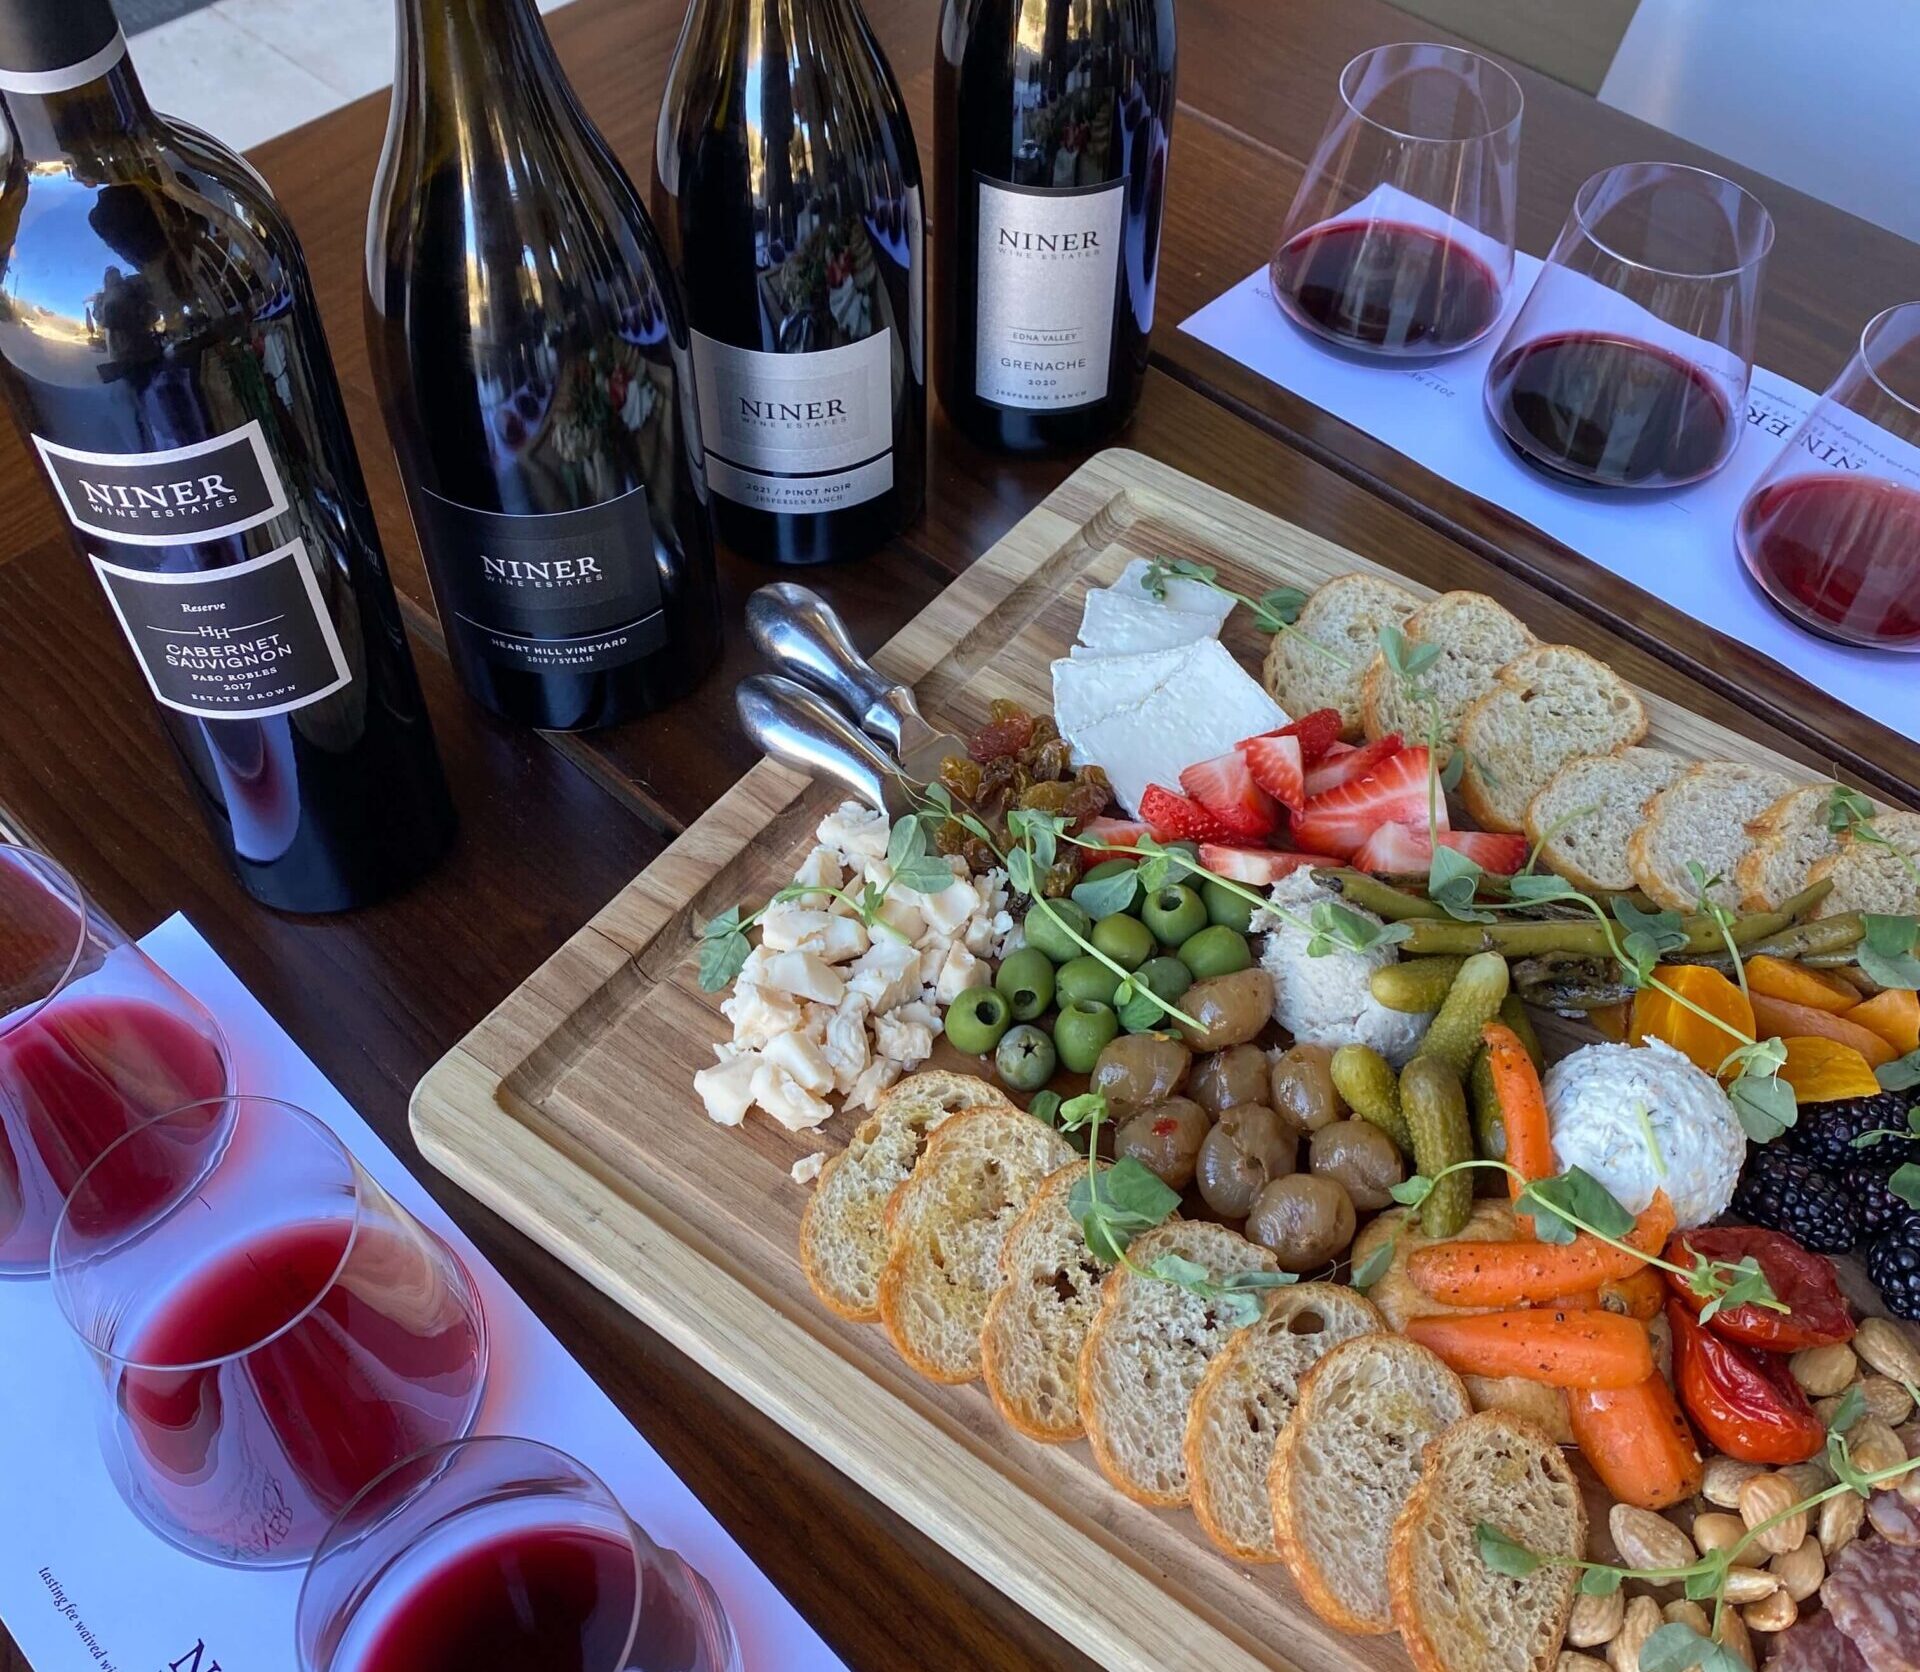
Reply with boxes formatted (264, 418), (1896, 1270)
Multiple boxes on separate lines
(1140, 556), (1327, 651)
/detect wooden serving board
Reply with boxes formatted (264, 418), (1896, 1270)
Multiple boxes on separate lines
(412, 450), (1886, 1672)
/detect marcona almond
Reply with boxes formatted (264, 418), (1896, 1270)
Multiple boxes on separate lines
(1788, 1342), (1857, 1396)
(1856, 1316), (1920, 1386)
(1769, 1536), (1824, 1601)
(1779, 1459), (1830, 1497)
(1607, 1595), (1660, 1672)
(1702, 1457), (1763, 1508)
(1661, 1600), (1710, 1634)
(1691, 1511), (1746, 1554)
(1559, 1654), (1609, 1672)
(1609, 1504), (1695, 1572)
(1721, 1566), (1778, 1604)
(1738, 1473), (1807, 1555)
(1567, 1587), (1625, 1648)
(1861, 1372), (1916, 1427)
(1818, 1489), (1865, 1556)
(1715, 1608), (1756, 1671)
(1742, 1588), (1798, 1633)
(1849, 1415), (1907, 1475)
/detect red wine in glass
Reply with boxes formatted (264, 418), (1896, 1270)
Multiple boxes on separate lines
(1486, 331), (1736, 489)
(1270, 220), (1505, 355)
(1738, 473), (1920, 649)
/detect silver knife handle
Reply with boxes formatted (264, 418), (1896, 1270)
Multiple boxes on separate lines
(744, 582), (925, 757)
(736, 673), (897, 816)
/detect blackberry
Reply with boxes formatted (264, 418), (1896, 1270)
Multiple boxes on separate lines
(1866, 1225), (1920, 1320)
(1845, 1166), (1920, 1240)
(1787, 1091), (1918, 1175)
(1732, 1149), (1859, 1254)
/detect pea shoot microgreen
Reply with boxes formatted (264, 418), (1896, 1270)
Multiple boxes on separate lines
(1860, 912), (1920, 991)
(1880, 1049), (1920, 1091)
(1687, 862), (1748, 1003)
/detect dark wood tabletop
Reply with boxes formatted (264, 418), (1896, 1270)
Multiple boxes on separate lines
(2, 1), (1915, 1668)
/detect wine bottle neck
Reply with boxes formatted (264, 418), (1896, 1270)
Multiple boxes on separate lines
(0, 0), (160, 164)
(395, 0), (561, 84)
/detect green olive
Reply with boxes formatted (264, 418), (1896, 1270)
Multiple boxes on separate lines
(994, 946), (1056, 1022)
(1178, 923), (1254, 979)
(1056, 954), (1123, 1007)
(1120, 956), (1194, 1032)
(1141, 883), (1208, 947)
(1091, 913), (1155, 971)
(1054, 1001), (1121, 1074)
(1022, 899), (1091, 964)
(944, 985), (1011, 1055)
(1202, 878), (1255, 933)
(995, 1024), (1058, 1092)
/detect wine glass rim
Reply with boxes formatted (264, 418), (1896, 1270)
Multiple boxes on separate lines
(49, 1094), (366, 1370)
(1337, 41), (1525, 145)
(1859, 301), (1920, 419)
(0, 844), (91, 1041)
(1569, 160), (1776, 280)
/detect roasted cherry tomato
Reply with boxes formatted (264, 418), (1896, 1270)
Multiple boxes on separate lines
(1663, 1227), (1854, 1351)
(1666, 1300), (1825, 1465)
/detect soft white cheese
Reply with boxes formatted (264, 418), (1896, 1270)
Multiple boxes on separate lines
(1051, 643), (1199, 735)
(1075, 589), (1223, 657)
(1107, 557), (1238, 627)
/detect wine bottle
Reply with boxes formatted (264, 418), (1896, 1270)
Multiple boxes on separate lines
(934, 0), (1176, 455)
(0, 0), (455, 913)
(654, 0), (925, 566)
(370, 0), (721, 729)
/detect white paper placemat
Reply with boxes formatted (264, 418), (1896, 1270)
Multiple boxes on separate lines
(0, 916), (843, 1672)
(1179, 255), (1919, 747)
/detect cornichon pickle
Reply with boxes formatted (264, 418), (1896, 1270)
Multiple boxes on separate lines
(1401, 1055), (1474, 1237)
(1468, 1046), (1506, 1163)
(1416, 952), (1512, 1078)
(1330, 1043), (1412, 1158)
(1498, 992), (1544, 1071)
(1368, 956), (1467, 1015)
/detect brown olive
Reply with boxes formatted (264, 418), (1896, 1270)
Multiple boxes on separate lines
(1089, 1033), (1193, 1112)
(1113, 1097), (1211, 1189)
(1270, 1042), (1345, 1133)
(1307, 1119), (1405, 1212)
(1176, 968), (1275, 1052)
(1188, 1045), (1271, 1115)
(1194, 1103), (1298, 1219)
(1246, 1175), (1356, 1273)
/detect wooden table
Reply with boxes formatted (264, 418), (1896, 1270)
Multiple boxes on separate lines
(1, 2), (1913, 1667)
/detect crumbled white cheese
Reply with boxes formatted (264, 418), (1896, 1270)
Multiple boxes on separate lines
(847, 938), (922, 1013)
(758, 902), (833, 952)
(817, 803), (889, 860)
(935, 942), (989, 1005)
(874, 1008), (935, 1066)
(693, 1055), (759, 1126)
(720, 984), (802, 1051)
(790, 845), (842, 903)
(750, 1059), (833, 1132)
(790, 1152), (826, 1185)
(821, 995), (871, 1093)
(755, 950), (845, 1006)
(763, 1029), (835, 1095)
(846, 1055), (903, 1111)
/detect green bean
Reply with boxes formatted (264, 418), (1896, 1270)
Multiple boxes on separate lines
(1315, 869), (1448, 922)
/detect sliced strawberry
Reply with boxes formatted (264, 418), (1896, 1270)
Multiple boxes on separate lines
(1180, 750), (1280, 839)
(1304, 732), (1403, 798)
(1291, 747), (1442, 858)
(1199, 845), (1342, 885)
(1349, 822), (1529, 877)
(1138, 784), (1237, 844)
(1439, 830), (1530, 875)
(1238, 732), (1305, 814)
(1078, 816), (1150, 856)
(1279, 707), (1344, 766)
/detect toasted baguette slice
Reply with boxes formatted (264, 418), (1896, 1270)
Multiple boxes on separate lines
(1270, 1334), (1471, 1634)
(1735, 783), (1844, 911)
(1184, 1284), (1383, 1563)
(1078, 1221), (1279, 1506)
(876, 1108), (1072, 1383)
(1358, 591), (1537, 769)
(1389, 1411), (1586, 1672)
(979, 1164), (1114, 1443)
(1808, 808), (1920, 919)
(1627, 760), (1799, 911)
(1263, 571), (1421, 741)
(1458, 646), (1649, 833)
(1524, 747), (1684, 895)
(799, 1072), (1012, 1321)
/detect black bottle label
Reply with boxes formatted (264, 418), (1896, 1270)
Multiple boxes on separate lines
(33, 422), (290, 546)
(411, 485), (666, 676)
(90, 540), (353, 718)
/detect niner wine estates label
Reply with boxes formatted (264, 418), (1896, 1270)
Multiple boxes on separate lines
(690, 329), (895, 514)
(411, 485), (667, 677)
(88, 541), (352, 719)
(972, 176), (1124, 412)
(33, 421), (290, 546)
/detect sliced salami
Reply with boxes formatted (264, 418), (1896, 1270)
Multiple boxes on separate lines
(1868, 1487), (1920, 1546)
(1824, 1536), (1920, 1672)
(1766, 1610), (1870, 1672)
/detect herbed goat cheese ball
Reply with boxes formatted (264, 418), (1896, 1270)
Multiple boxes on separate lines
(1542, 1038), (1746, 1228)
(1254, 871), (1432, 1067)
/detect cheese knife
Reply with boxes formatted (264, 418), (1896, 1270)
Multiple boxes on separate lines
(735, 673), (929, 824)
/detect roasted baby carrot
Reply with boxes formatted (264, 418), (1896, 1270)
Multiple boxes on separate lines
(1482, 1018), (1552, 1200)
(1403, 1309), (1654, 1390)
(1407, 1192), (1676, 1308)
(1567, 1375), (1704, 1510)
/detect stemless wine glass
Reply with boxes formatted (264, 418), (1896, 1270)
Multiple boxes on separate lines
(1, 843), (232, 1276)
(1269, 42), (1523, 357)
(296, 1436), (741, 1672)
(52, 1096), (489, 1566)
(1738, 301), (1920, 650)
(1486, 161), (1774, 489)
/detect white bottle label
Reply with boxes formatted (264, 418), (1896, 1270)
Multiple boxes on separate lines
(691, 329), (895, 516)
(973, 176), (1125, 412)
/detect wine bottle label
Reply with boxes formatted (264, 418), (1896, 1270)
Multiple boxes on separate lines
(973, 176), (1125, 412)
(33, 422), (290, 547)
(410, 485), (667, 676)
(690, 330), (895, 516)
(89, 540), (353, 719)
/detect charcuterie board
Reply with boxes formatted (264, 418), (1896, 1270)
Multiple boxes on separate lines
(410, 450), (1900, 1672)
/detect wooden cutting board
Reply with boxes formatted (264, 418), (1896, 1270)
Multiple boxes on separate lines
(411, 450), (1885, 1672)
